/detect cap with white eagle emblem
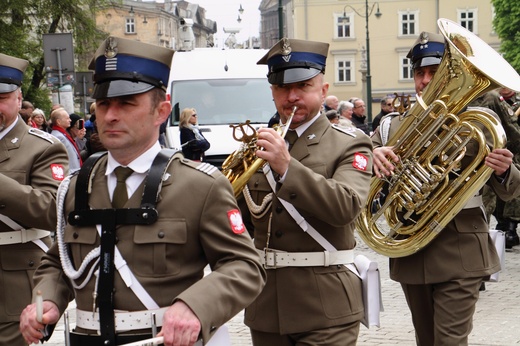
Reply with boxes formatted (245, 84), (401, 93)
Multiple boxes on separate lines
(89, 36), (174, 99)
(257, 38), (329, 85)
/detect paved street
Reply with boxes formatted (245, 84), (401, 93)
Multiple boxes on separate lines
(45, 218), (520, 345)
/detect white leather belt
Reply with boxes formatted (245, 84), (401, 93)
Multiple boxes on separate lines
(0, 229), (50, 245)
(257, 248), (354, 269)
(462, 195), (483, 209)
(76, 307), (167, 332)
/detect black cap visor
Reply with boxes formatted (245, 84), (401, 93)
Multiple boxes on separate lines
(92, 80), (155, 99)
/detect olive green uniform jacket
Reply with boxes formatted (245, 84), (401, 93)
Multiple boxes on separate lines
(371, 111), (520, 284)
(470, 91), (520, 220)
(243, 114), (373, 334)
(0, 117), (68, 344)
(32, 154), (266, 343)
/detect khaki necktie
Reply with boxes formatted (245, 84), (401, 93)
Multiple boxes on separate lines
(286, 130), (298, 151)
(112, 166), (134, 208)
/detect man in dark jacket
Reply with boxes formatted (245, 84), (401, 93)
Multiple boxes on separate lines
(350, 97), (370, 134)
(372, 96), (395, 131)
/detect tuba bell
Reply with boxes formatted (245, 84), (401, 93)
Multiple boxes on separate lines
(355, 18), (520, 258)
(222, 107), (297, 197)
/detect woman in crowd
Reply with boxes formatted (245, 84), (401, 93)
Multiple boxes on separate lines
(179, 107), (210, 161)
(31, 108), (50, 132)
(67, 113), (89, 161)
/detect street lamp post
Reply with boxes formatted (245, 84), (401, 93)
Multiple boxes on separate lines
(278, 0), (284, 39)
(343, 1), (381, 124)
(238, 3), (244, 24)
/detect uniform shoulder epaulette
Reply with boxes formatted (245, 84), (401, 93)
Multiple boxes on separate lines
(28, 128), (56, 144)
(331, 124), (357, 138)
(180, 158), (220, 178)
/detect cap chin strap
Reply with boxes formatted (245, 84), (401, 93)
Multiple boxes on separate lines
(0, 77), (21, 86)
(94, 71), (166, 91)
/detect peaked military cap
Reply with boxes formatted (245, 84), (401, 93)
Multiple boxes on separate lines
(407, 31), (446, 70)
(89, 36), (174, 99)
(0, 53), (28, 94)
(258, 38), (329, 85)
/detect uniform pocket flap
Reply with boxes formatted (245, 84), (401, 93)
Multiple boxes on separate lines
(63, 225), (98, 244)
(313, 265), (350, 275)
(1, 249), (40, 270)
(247, 173), (272, 192)
(134, 219), (187, 244)
(453, 209), (487, 233)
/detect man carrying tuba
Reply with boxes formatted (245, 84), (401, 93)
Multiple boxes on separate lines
(371, 31), (520, 345)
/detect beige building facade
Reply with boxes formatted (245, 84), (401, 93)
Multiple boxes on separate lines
(94, 0), (216, 52)
(261, 0), (501, 122)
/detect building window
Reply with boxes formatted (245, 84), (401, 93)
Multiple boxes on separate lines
(335, 13), (354, 39)
(126, 17), (135, 34)
(335, 55), (355, 83)
(398, 11), (418, 36)
(158, 18), (164, 36)
(400, 54), (413, 81)
(458, 9), (478, 34)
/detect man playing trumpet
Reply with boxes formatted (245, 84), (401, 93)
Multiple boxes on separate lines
(241, 38), (373, 345)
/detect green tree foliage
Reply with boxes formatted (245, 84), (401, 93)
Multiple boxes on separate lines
(0, 0), (117, 113)
(492, 0), (520, 73)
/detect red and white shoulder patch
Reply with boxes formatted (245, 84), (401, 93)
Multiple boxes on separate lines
(353, 153), (368, 171)
(227, 209), (245, 234)
(50, 164), (65, 181)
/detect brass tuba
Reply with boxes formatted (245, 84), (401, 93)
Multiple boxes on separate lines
(222, 107), (297, 197)
(356, 18), (520, 258)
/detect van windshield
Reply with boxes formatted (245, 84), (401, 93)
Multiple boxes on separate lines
(170, 79), (275, 126)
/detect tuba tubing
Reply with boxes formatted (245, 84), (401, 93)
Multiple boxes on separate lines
(355, 18), (520, 258)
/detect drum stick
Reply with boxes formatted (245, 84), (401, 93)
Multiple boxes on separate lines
(36, 290), (43, 323)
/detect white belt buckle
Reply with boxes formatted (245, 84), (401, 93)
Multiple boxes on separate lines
(323, 250), (330, 267)
(263, 248), (278, 269)
(20, 229), (28, 243)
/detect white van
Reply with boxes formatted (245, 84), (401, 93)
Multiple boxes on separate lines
(164, 48), (276, 168)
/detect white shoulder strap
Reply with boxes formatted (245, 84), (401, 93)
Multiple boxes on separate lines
(0, 214), (49, 252)
(262, 164), (359, 276)
(262, 164), (336, 252)
(95, 225), (160, 310)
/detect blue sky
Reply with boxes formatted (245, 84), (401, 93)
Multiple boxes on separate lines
(193, 0), (261, 45)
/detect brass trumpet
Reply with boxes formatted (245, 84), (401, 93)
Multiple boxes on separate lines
(222, 106), (297, 197)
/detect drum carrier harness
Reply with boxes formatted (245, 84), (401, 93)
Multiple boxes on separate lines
(67, 149), (177, 345)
